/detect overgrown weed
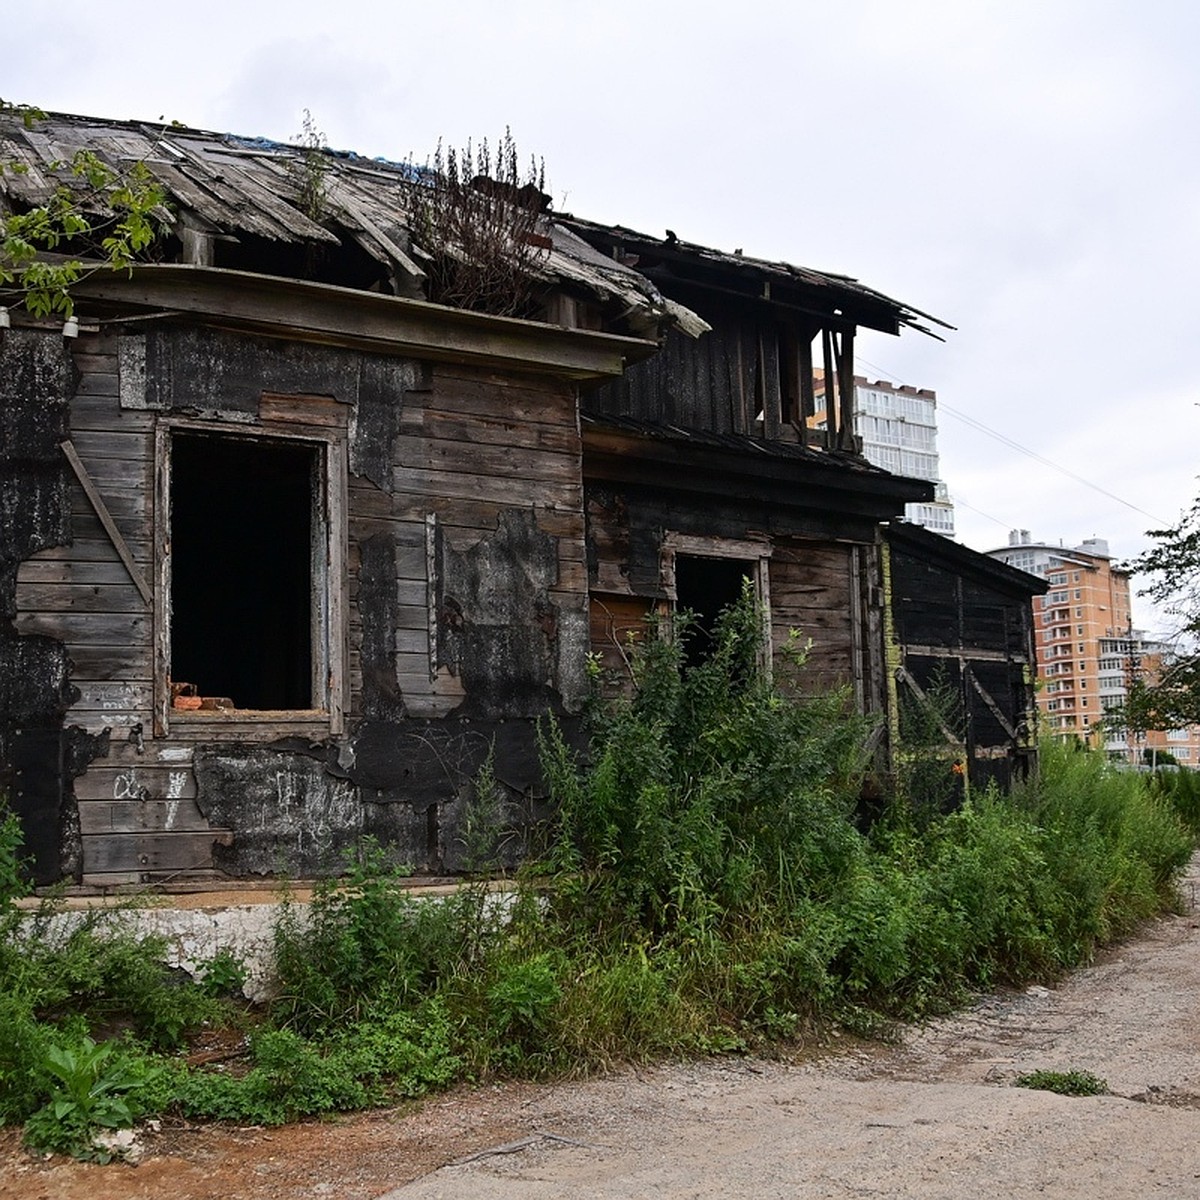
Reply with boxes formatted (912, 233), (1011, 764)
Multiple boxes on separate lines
(3, 590), (1198, 1154)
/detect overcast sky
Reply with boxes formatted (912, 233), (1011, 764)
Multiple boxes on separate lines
(6, 1), (1198, 630)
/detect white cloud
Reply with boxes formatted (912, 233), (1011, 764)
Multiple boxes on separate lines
(6, 0), (1200, 635)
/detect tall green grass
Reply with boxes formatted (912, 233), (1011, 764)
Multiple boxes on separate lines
(3, 590), (1198, 1152)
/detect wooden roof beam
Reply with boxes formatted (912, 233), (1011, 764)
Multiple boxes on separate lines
(71, 263), (659, 380)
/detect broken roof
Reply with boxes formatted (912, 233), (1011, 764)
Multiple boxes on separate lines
(0, 110), (945, 343)
(558, 215), (952, 340)
(0, 110), (684, 333)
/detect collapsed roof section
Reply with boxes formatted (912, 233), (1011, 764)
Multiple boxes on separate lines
(0, 111), (692, 340)
(0, 111), (945, 348)
(558, 215), (953, 341)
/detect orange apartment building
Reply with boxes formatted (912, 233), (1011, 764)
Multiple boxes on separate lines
(987, 531), (1200, 762)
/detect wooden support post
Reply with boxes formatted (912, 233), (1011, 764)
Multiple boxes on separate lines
(821, 327), (836, 448)
(798, 326), (817, 446)
(779, 326), (797, 429)
(758, 328), (781, 440)
(836, 327), (857, 452)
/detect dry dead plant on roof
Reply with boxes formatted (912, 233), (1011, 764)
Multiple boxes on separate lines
(407, 130), (549, 318)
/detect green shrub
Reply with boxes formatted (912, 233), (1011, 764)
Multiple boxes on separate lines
(272, 843), (469, 1036)
(5, 590), (1199, 1149)
(21, 1035), (163, 1159)
(0, 798), (29, 910)
(174, 1005), (460, 1124)
(540, 593), (870, 945)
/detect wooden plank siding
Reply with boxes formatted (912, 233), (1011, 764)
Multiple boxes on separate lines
(589, 592), (654, 693)
(584, 484), (864, 699)
(768, 542), (857, 692)
(11, 333), (592, 883)
(390, 364), (588, 716)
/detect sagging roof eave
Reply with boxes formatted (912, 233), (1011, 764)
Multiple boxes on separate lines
(0, 110), (693, 338)
(67, 262), (660, 380)
(557, 215), (954, 340)
(887, 521), (1050, 596)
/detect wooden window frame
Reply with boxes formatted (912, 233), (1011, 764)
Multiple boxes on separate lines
(152, 416), (348, 740)
(659, 532), (773, 669)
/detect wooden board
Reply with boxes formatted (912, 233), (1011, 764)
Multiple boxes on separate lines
(392, 467), (581, 512)
(415, 409), (580, 454)
(69, 484), (151, 532)
(15, 580), (150, 614)
(69, 428), (154, 461)
(14, 610), (150, 645)
(397, 438), (580, 486)
(80, 831), (231, 874)
(17, 559), (151, 586)
(68, 681), (154, 715)
(58, 644), (153, 682)
(78, 794), (207, 834)
(21, 537), (150, 566)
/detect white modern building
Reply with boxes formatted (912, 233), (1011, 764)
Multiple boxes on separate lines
(815, 375), (955, 536)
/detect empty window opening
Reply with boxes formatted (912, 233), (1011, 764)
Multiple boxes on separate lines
(171, 433), (318, 711)
(675, 554), (752, 667)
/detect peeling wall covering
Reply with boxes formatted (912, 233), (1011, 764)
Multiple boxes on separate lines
(1, 312), (915, 885)
(0, 329), (100, 883)
(357, 533), (406, 722)
(195, 747), (361, 876)
(437, 508), (571, 718)
(8, 323), (588, 883)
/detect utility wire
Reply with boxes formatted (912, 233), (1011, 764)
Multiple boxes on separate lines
(951, 496), (1013, 531)
(857, 356), (1167, 526)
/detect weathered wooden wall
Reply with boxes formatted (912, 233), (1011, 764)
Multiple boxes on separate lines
(9, 324), (589, 885)
(887, 526), (1042, 792)
(1, 328), (88, 884)
(583, 478), (882, 707)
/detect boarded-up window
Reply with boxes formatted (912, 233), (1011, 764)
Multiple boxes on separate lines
(589, 593), (655, 693)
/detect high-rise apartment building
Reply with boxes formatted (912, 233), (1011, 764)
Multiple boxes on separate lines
(814, 374), (955, 536)
(986, 530), (1200, 762)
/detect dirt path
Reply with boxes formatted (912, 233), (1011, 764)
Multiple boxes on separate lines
(5, 859), (1200, 1200)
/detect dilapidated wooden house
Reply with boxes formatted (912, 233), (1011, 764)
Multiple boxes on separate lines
(560, 218), (949, 710)
(884, 522), (1045, 792)
(1, 111), (984, 888)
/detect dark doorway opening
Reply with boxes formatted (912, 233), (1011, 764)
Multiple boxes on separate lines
(171, 433), (317, 710)
(675, 554), (752, 667)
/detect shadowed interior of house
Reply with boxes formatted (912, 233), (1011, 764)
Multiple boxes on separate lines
(170, 433), (316, 710)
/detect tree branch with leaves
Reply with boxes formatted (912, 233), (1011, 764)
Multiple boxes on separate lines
(1113, 497), (1200, 733)
(0, 101), (169, 318)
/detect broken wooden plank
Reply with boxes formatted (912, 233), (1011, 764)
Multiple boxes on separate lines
(81, 830), (232, 874)
(77, 796), (207, 834)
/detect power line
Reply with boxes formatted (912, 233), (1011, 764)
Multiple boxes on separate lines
(857, 356), (1167, 526)
(952, 496), (1013, 530)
